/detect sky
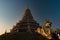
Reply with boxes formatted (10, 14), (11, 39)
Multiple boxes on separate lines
(0, 0), (60, 35)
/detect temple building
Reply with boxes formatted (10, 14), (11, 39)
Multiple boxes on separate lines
(10, 7), (60, 40)
(11, 8), (40, 32)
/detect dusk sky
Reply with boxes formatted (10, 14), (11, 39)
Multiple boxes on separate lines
(0, 0), (60, 35)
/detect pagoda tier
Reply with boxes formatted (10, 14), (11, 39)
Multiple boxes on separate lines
(11, 8), (40, 32)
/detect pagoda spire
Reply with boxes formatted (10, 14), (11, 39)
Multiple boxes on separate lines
(26, 3), (29, 9)
(21, 7), (34, 22)
(11, 7), (40, 32)
(26, 0), (30, 9)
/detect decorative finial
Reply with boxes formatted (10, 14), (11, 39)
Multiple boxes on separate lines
(27, 4), (29, 9)
(5, 29), (7, 34)
(26, 0), (30, 9)
(26, 3), (29, 9)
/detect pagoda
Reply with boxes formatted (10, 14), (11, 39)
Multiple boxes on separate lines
(11, 8), (40, 32)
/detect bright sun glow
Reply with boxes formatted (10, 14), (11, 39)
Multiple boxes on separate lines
(0, 21), (5, 35)
(0, 20), (12, 35)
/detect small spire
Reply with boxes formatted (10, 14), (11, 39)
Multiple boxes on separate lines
(26, 4), (29, 9)
(5, 29), (7, 34)
(26, 0), (30, 9)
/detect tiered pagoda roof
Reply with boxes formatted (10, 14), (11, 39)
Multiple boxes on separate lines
(11, 8), (40, 32)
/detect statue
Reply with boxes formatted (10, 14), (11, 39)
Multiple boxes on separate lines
(36, 21), (52, 39)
